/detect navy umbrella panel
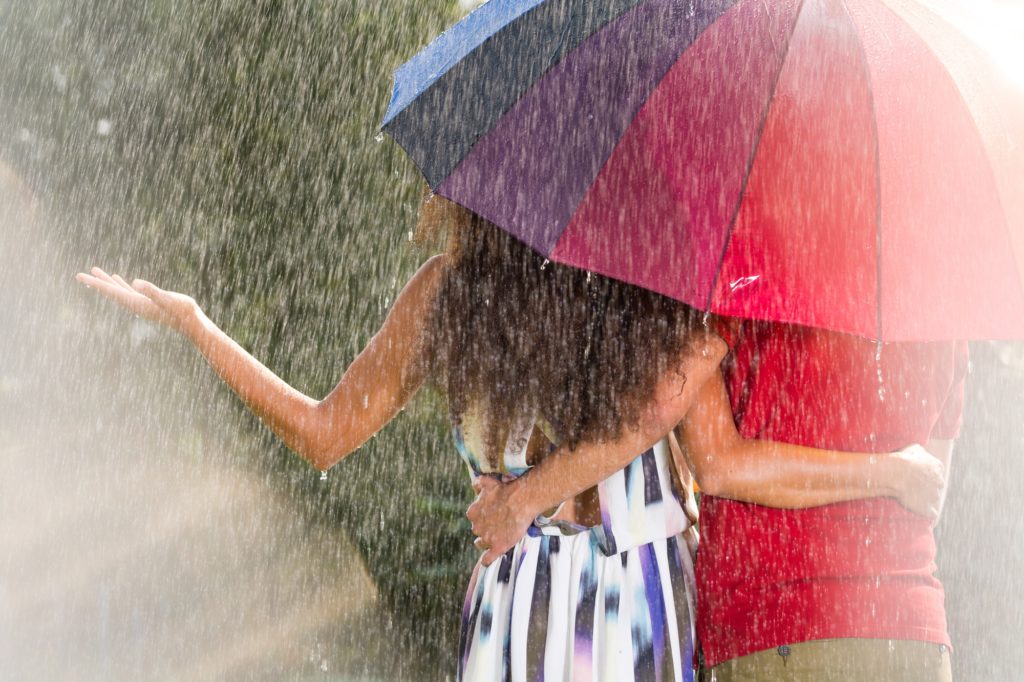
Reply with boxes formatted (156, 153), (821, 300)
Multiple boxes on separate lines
(383, 0), (741, 250)
(383, 0), (1024, 341)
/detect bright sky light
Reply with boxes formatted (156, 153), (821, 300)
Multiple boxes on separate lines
(929, 0), (1024, 88)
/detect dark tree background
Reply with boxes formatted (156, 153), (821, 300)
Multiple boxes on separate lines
(0, 0), (477, 673)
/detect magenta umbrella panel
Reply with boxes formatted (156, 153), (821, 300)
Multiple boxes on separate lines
(383, 0), (1024, 341)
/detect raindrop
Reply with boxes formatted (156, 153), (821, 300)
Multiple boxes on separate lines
(319, 470), (328, 482)
(361, 394), (369, 409)
(374, 131), (384, 143)
(586, 271), (592, 283)
(96, 119), (113, 136)
(320, 659), (329, 672)
(540, 259), (549, 270)
(51, 65), (67, 92)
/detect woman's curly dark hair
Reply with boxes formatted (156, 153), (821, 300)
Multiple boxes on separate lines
(418, 195), (704, 466)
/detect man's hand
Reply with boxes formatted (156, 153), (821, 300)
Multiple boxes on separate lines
(889, 444), (946, 522)
(466, 476), (537, 566)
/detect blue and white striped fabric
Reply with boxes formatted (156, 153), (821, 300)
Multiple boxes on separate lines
(454, 415), (697, 682)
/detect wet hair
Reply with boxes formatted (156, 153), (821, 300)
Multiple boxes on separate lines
(417, 194), (703, 465)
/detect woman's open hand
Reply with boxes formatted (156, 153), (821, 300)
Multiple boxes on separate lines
(888, 444), (946, 522)
(76, 267), (200, 335)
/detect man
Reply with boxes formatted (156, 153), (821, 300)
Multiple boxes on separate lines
(686, 321), (968, 682)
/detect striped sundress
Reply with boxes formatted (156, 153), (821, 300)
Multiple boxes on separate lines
(454, 414), (698, 682)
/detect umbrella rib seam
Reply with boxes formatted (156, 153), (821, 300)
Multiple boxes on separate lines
(560, 0), (746, 258)
(837, 0), (884, 341)
(706, 0), (809, 314)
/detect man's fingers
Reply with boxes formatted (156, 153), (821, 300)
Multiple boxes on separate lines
(471, 475), (500, 495)
(476, 476), (499, 490)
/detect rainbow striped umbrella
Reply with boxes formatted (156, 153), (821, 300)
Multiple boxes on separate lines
(383, 0), (1024, 341)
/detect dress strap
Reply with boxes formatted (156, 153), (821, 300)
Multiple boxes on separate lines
(501, 412), (535, 472)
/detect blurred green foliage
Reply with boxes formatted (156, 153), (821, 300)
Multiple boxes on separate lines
(0, 0), (475, 668)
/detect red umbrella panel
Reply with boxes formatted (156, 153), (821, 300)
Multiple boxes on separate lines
(384, 0), (1024, 341)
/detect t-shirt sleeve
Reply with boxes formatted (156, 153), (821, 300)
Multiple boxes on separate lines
(932, 340), (970, 440)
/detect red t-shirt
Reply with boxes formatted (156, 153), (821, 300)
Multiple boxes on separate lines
(697, 321), (969, 667)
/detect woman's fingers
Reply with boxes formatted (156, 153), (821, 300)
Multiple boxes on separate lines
(78, 269), (163, 321)
(90, 267), (125, 290)
(132, 278), (158, 296)
(112, 273), (135, 292)
(78, 269), (198, 334)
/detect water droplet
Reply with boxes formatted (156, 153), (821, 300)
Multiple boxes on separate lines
(362, 395), (369, 409)
(320, 470), (328, 482)
(540, 259), (549, 270)
(586, 271), (592, 283)
(51, 65), (67, 92)
(407, 230), (414, 242)
(374, 131), (384, 143)
(320, 659), (329, 672)
(96, 119), (113, 136)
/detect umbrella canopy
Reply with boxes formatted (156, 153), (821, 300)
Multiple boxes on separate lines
(383, 0), (1024, 341)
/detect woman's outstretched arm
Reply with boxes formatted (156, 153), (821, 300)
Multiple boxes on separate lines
(76, 255), (446, 471)
(677, 370), (945, 517)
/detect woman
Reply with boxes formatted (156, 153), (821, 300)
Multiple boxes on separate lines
(77, 197), (943, 681)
